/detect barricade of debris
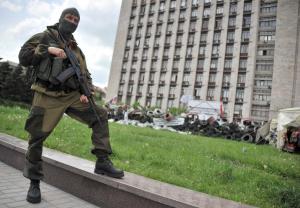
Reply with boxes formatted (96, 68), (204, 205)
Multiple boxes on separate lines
(105, 101), (300, 152)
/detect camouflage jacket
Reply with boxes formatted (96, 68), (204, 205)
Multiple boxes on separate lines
(18, 23), (93, 95)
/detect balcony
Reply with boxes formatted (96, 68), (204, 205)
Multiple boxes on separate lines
(120, 80), (125, 84)
(179, 17), (185, 22)
(161, 67), (167, 72)
(159, 80), (165, 85)
(240, 53), (248, 58)
(170, 81), (177, 86)
(235, 98), (244, 104)
(154, 43), (159, 48)
(131, 68), (136, 73)
(152, 56), (158, 61)
(155, 31), (161, 36)
(174, 55), (180, 59)
(225, 53), (233, 58)
(136, 92), (142, 97)
(223, 68), (231, 73)
(221, 97), (228, 102)
(138, 80), (144, 85)
(206, 96), (214, 101)
(210, 68), (217, 73)
(227, 39), (235, 44)
(118, 91), (123, 96)
(140, 67), (145, 72)
(213, 39), (221, 45)
(237, 82), (245, 88)
(175, 42), (182, 47)
(227, 25), (236, 30)
(164, 43), (171, 47)
(197, 68), (204, 73)
(129, 80), (134, 85)
(184, 68), (191, 73)
(222, 82), (230, 87)
(146, 92), (152, 97)
(148, 80), (154, 85)
(202, 27), (209, 32)
(195, 81), (202, 87)
(239, 68), (247, 73)
(163, 55), (169, 60)
(169, 94), (175, 99)
(186, 54), (193, 59)
(157, 93), (163, 98)
(190, 16), (197, 21)
(252, 100), (271, 106)
(242, 24), (251, 29)
(182, 81), (189, 86)
(172, 67), (179, 72)
(189, 28), (196, 33)
(177, 29), (184, 34)
(166, 31), (173, 36)
(127, 92), (132, 96)
(208, 82), (216, 87)
(121, 68), (126, 73)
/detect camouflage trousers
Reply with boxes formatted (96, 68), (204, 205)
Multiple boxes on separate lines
(23, 90), (112, 180)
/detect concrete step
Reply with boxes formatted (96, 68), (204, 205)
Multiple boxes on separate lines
(0, 133), (255, 208)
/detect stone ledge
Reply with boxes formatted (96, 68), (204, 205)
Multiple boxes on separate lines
(0, 133), (255, 208)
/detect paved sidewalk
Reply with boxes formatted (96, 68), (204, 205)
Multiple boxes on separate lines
(0, 161), (99, 208)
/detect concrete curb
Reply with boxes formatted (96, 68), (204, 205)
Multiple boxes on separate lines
(0, 133), (255, 208)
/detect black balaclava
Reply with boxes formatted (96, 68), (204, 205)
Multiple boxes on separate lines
(58, 7), (80, 40)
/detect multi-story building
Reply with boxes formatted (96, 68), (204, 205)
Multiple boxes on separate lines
(107, 0), (300, 122)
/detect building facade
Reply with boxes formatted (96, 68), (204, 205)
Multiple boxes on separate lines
(107, 0), (300, 122)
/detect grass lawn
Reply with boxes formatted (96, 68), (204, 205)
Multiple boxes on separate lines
(0, 105), (299, 208)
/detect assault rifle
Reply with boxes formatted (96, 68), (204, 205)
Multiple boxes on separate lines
(56, 31), (102, 126)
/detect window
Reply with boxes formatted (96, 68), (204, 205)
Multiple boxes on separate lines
(192, 0), (199, 6)
(229, 3), (237, 13)
(213, 32), (221, 42)
(239, 59), (247, 68)
(227, 31), (235, 41)
(158, 13), (164, 21)
(168, 99), (174, 107)
(199, 46), (206, 55)
(167, 23), (173, 33)
(173, 60), (179, 68)
(226, 45), (233, 54)
(215, 19), (222, 29)
(124, 51), (129, 58)
(200, 33), (207, 42)
(179, 9), (186, 18)
(202, 20), (209, 29)
(169, 11), (175, 20)
(178, 22), (184, 31)
(165, 36), (171, 44)
(216, 6), (223, 15)
(212, 45), (220, 55)
(162, 60), (168, 68)
(190, 21), (196, 31)
(224, 59), (232, 68)
(131, 7), (137, 16)
(163, 48), (169, 56)
(186, 46), (193, 56)
(207, 88), (215, 97)
(222, 89), (229, 98)
(257, 48), (274, 56)
(175, 47), (181, 56)
(156, 25), (162, 34)
(209, 73), (216, 82)
(256, 60), (273, 71)
(176, 34), (183, 43)
(188, 34), (195, 44)
(170, 0), (176, 9)
(194, 88), (201, 97)
(236, 89), (244, 99)
(228, 17), (236, 27)
(143, 48), (148, 57)
(146, 26), (152, 36)
(185, 60), (191, 68)
(237, 74), (245, 83)
(241, 30), (250, 41)
(259, 17), (276, 28)
(158, 86), (164, 94)
(159, 2), (165, 11)
(181, 0), (187, 7)
(255, 80), (272, 87)
(244, 2), (252, 12)
(139, 73), (145, 82)
(223, 74), (230, 83)
(259, 31), (275, 42)
(156, 99), (162, 108)
(191, 8), (198, 17)
(197, 59), (204, 68)
(196, 73), (203, 82)
(243, 16), (251, 27)
(210, 59), (218, 68)
(260, 3), (277, 14)
(203, 8), (210, 17)
(240, 44), (248, 54)
(149, 4), (155, 13)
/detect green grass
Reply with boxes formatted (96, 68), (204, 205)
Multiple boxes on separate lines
(0, 105), (299, 208)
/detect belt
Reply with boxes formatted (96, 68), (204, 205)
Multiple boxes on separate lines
(36, 79), (75, 93)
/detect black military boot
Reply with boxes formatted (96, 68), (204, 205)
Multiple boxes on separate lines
(26, 179), (41, 203)
(94, 156), (124, 178)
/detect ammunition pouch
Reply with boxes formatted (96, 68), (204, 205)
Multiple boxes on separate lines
(36, 57), (79, 90)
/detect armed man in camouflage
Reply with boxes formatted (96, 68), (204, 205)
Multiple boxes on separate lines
(19, 8), (124, 204)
